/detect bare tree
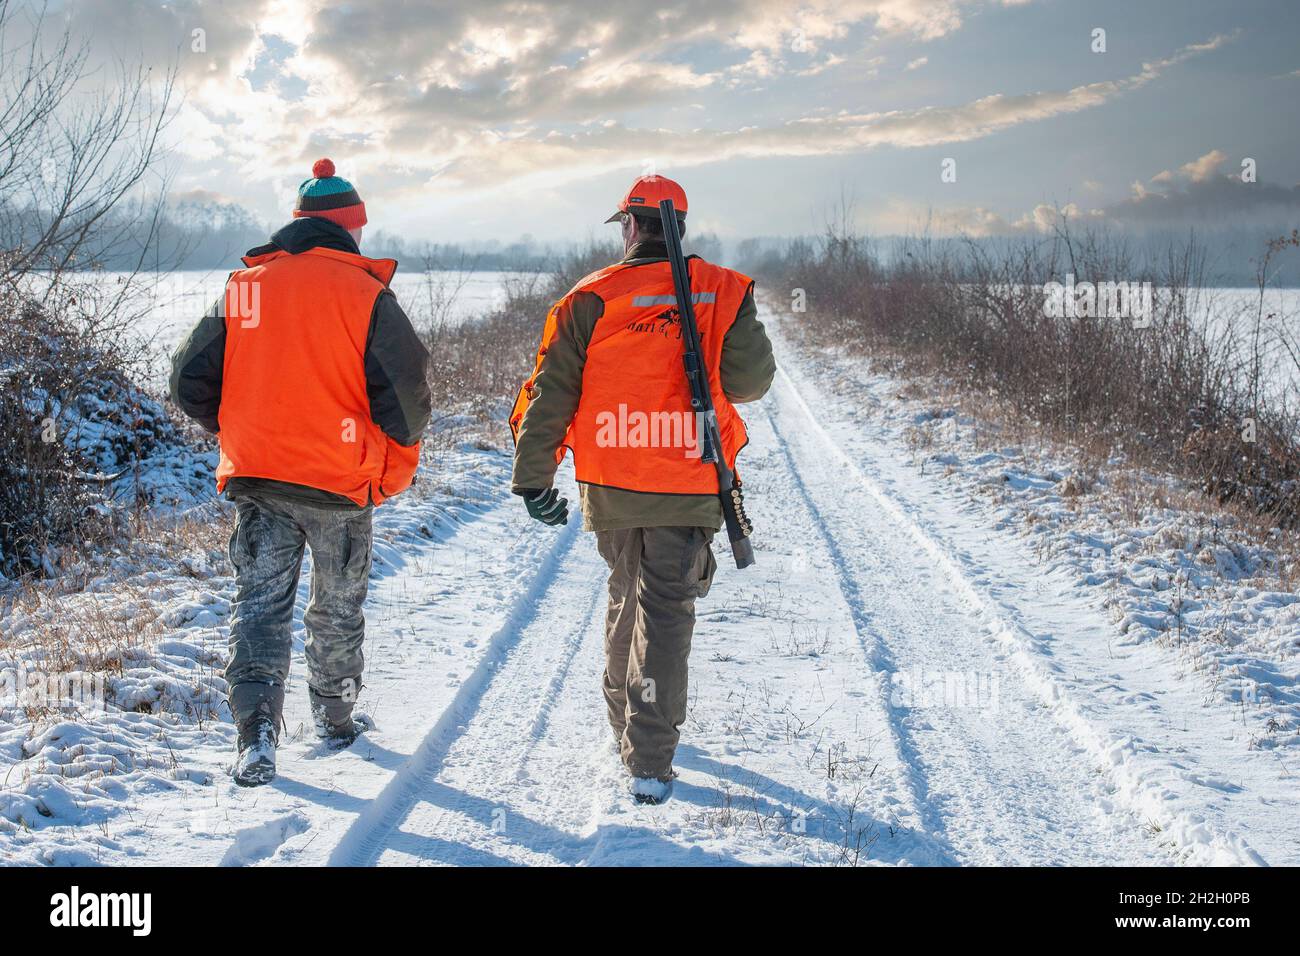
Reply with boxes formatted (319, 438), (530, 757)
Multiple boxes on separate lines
(0, 0), (180, 577)
(0, 0), (177, 285)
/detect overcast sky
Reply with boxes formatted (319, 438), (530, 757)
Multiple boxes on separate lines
(34, 0), (1300, 242)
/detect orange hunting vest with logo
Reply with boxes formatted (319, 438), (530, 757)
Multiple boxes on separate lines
(510, 257), (753, 495)
(215, 246), (419, 506)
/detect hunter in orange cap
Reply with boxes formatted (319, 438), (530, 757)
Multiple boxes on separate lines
(512, 173), (775, 805)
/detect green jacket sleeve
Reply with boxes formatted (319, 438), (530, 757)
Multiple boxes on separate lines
(719, 288), (775, 404)
(510, 290), (603, 493)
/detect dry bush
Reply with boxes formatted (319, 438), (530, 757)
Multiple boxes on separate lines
(2, 577), (158, 724)
(1181, 425), (1300, 528)
(765, 218), (1300, 530)
(415, 240), (622, 444)
(0, 499), (233, 729)
(0, 1), (179, 579)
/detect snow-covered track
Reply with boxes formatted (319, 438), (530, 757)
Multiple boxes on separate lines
(771, 340), (1267, 866)
(326, 518), (582, 866)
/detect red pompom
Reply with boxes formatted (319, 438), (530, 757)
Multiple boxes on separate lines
(312, 158), (336, 179)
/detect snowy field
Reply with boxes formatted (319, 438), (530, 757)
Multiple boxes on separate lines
(123, 275), (1300, 399)
(1, 285), (1298, 866)
(1192, 285), (1300, 399)
(111, 269), (533, 390)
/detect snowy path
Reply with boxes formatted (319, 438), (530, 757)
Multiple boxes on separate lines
(770, 327), (1294, 866)
(310, 354), (1180, 867)
(28, 307), (1292, 866)
(760, 369), (1165, 865)
(226, 309), (1283, 866)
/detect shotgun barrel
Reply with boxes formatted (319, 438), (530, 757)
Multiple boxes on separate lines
(658, 198), (755, 569)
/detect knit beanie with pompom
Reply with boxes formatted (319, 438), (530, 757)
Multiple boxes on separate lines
(293, 158), (367, 230)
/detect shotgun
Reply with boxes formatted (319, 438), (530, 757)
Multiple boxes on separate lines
(658, 198), (755, 569)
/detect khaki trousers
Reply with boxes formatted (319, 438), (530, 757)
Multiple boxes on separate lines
(595, 526), (718, 780)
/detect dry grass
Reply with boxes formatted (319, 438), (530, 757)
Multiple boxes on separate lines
(0, 503), (233, 725)
(413, 241), (622, 450)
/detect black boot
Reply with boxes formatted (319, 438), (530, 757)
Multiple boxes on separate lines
(230, 683), (284, 787)
(309, 687), (372, 748)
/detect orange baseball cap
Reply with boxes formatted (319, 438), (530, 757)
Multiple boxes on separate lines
(604, 175), (688, 223)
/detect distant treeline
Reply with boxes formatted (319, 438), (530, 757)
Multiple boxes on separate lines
(35, 195), (1300, 286)
(53, 196), (726, 273)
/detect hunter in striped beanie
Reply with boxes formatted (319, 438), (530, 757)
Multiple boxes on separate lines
(293, 158), (367, 230)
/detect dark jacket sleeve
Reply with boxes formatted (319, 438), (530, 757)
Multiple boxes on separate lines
(169, 293), (227, 433)
(365, 290), (433, 446)
(719, 287), (775, 404)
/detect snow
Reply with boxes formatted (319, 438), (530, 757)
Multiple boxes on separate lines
(1, 292), (1297, 866)
(769, 318), (1296, 864)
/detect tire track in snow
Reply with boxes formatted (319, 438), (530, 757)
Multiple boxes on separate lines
(767, 365), (1170, 863)
(370, 560), (611, 866)
(325, 515), (583, 866)
(771, 351), (1264, 866)
(760, 395), (960, 864)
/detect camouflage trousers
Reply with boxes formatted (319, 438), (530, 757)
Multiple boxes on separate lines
(225, 492), (373, 722)
(596, 526), (717, 780)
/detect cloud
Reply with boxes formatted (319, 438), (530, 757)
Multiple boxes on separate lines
(905, 56), (929, 70)
(1014, 201), (1089, 233)
(1179, 149), (1230, 182)
(1103, 147), (1300, 230)
(1150, 148), (1229, 184)
(171, 187), (236, 205)
(39, 0), (269, 84)
(796, 54), (850, 77)
(45, 1), (1237, 219)
(288, 0), (1030, 129)
(426, 33), (1236, 190)
(879, 200), (1105, 237)
(54, 1), (1035, 181)
(908, 145), (1300, 238)
(1106, 170), (1300, 229)
(873, 200), (1012, 236)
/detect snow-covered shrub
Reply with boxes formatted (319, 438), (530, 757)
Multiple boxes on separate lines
(0, 281), (210, 577)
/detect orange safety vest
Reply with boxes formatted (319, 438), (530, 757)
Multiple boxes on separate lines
(215, 246), (420, 506)
(511, 257), (753, 495)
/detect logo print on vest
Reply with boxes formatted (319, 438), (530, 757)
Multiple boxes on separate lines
(626, 307), (682, 340)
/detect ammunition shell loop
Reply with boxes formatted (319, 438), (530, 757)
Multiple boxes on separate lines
(731, 482), (752, 538)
